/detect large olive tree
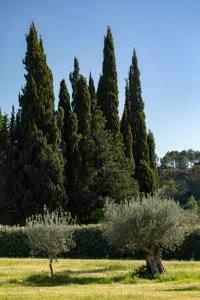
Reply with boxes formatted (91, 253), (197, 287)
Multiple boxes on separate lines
(26, 207), (75, 277)
(105, 195), (194, 275)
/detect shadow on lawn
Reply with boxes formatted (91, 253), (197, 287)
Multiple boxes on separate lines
(22, 271), (126, 286)
(165, 286), (200, 292)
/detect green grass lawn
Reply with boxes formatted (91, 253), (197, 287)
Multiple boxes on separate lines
(0, 258), (200, 299)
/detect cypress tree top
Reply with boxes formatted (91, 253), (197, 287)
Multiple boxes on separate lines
(20, 23), (58, 146)
(73, 75), (91, 137)
(58, 80), (71, 116)
(97, 26), (120, 135)
(129, 49), (149, 164)
(17, 23), (66, 219)
(88, 72), (96, 100)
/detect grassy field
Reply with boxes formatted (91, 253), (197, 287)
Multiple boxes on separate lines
(0, 259), (200, 299)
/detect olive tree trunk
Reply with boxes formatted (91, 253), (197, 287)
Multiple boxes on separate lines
(49, 258), (54, 278)
(146, 247), (165, 276)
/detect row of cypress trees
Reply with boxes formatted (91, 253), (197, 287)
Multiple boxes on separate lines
(0, 24), (158, 225)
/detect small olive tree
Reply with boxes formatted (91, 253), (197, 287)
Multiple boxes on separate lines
(26, 207), (75, 277)
(105, 195), (194, 276)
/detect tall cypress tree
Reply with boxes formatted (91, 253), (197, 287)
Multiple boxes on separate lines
(0, 114), (9, 152)
(127, 49), (156, 194)
(9, 106), (15, 146)
(121, 80), (135, 170)
(88, 72), (96, 106)
(17, 23), (66, 222)
(68, 66), (138, 223)
(71, 73), (93, 222)
(57, 78), (81, 217)
(97, 26), (120, 135)
(73, 75), (91, 137)
(0, 113), (9, 224)
(58, 79), (71, 153)
(147, 130), (159, 189)
(70, 57), (80, 110)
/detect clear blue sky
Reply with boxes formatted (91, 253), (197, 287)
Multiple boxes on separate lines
(1, 0), (200, 157)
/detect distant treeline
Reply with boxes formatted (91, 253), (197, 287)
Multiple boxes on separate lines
(0, 24), (158, 225)
(160, 150), (200, 169)
(159, 150), (200, 208)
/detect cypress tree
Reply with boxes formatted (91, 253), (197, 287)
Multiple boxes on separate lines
(88, 72), (96, 100)
(0, 114), (9, 152)
(9, 106), (15, 146)
(147, 130), (159, 189)
(73, 75), (91, 136)
(17, 23), (66, 221)
(70, 57), (80, 110)
(58, 79), (71, 154)
(0, 111), (20, 225)
(70, 72), (93, 222)
(121, 80), (135, 170)
(128, 49), (155, 194)
(0, 113), (8, 224)
(68, 67), (138, 223)
(89, 73), (138, 221)
(97, 26), (120, 135)
(66, 111), (81, 216)
(57, 79), (81, 217)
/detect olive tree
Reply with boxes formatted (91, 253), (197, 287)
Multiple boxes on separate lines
(105, 195), (194, 276)
(26, 207), (75, 277)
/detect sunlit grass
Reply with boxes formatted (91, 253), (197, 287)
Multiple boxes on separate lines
(0, 258), (200, 299)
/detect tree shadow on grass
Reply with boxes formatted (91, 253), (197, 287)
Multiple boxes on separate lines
(165, 286), (200, 292)
(22, 271), (126, 287)
(66, 268), (108, 274)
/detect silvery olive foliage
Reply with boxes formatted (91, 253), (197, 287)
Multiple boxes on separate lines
(105, 195), (193, 253)
(26, 206), (75, 260)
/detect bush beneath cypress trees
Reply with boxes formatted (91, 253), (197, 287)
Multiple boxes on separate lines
(0, 225), (200, 260)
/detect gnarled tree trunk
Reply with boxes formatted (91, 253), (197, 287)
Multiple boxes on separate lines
(146, 246), (165, 276)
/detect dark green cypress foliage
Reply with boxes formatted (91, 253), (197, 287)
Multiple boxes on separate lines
(66, 112), (81, 216)
(0, 114), (9, 152)
(89, 73), (138, 220)
(0, 111), (19, 225)
(73, 75), (91, 137)
(65, 58), (138, 223)
(70, 57), (80, 110)
(121, 80), (135, 170)
(88, 72), (96, 100)
(128, 49), (155, 194)
(15, 109), (22, 147)
(71, 73), (94, 222)
(58, 79), (71, 153)
(0, 113), (9, 224)
(9, 106), (15, 146)
(59, 80), (71, 120)
(97, 26), (120, 135)
(147, 130), (159, 189)
(17, 23), (66, 221)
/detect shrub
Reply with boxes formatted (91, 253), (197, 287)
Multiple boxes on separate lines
(0, 226), (30, 257)
(0, 224), (200, 260)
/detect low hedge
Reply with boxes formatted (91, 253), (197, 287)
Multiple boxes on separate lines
(0, 226), (30, 257)
(0, 224), (199, 259)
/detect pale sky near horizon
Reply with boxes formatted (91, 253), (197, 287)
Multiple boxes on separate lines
(1, 0), (200, 157)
